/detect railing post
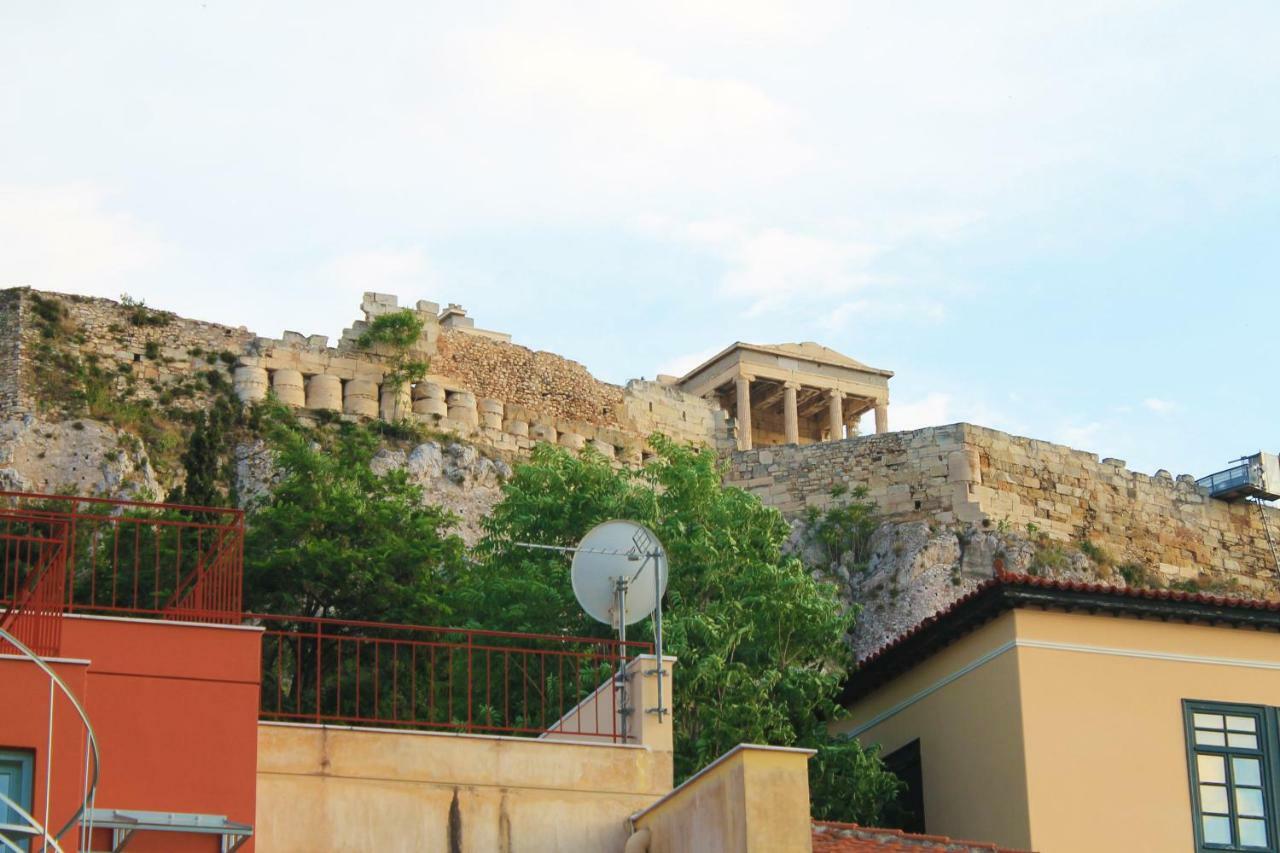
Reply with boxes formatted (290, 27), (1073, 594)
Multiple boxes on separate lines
(314, 620), (323, 724)
(65, 502), (78, 613)
(466, 632), (474, 733)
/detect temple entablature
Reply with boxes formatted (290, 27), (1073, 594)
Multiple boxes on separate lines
(676, 342), (892, 451)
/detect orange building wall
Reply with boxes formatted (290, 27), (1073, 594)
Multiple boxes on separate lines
(1, 615), (261, 852)
(0, 655), (90, 846)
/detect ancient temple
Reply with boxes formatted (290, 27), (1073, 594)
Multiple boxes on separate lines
(676, 342), (892, 450)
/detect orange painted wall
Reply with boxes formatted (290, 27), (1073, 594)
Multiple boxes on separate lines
(0, 655), (90, 847)
(1, 615), (261, 852)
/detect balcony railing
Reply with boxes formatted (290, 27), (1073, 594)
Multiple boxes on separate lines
(0, 490), (244, 627)
(0, 490), (643, 741)
(255, 613), (650, 741)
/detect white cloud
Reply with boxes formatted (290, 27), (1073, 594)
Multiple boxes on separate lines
(818, 298), (946, 332)
(856, 391), (1026, 436)
(328, 249), (433, 296)
(0, 185), (172, 296)
(1143, 397), (1178, 414)
(656, 345), (725, 379)
(883, 392), (956, 432)
(1055, 422), (1106, 450)
(640, 219), (881, 316)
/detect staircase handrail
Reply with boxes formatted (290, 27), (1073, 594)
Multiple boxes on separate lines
(0, 624), (100, 848)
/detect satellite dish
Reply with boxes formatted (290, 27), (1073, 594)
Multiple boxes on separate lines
(571, 520), (668, 628)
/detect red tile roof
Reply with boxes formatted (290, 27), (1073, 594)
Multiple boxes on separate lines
(812, 821), (1034, 852)
(841, 571), (1280, 704)
(859, 571), (1280, 668)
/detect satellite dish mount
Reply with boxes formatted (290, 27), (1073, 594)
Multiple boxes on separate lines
(516, 520), (669, 738)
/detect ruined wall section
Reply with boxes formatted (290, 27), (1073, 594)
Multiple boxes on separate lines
(0, 289), (29, 417)
(622, 380), (735, 452)
(727, 423), (1280, 593)
(2, 288), (730, 469)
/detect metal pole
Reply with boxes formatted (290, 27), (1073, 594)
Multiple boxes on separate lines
(616, 577), (629, 741)
(652, 548), (665, 722)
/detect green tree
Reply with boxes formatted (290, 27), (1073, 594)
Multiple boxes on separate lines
(242, 402), (465, 623)
(456, 436), (901, 824)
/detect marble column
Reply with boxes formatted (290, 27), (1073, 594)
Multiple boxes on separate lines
(735, 374), (754, 451)
(827, 390), (844, 442)
(783, 382), (800, 445)
(875, 401), (889, 434)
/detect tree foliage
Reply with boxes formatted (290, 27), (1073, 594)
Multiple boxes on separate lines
(455, 436), (901, 823)
(356, 310), (429, 391)
(242, 402), (465, 623)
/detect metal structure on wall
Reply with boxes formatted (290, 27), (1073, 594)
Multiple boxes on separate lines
(517, 519), (670, 741)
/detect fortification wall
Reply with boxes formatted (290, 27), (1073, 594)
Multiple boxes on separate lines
(0, 290), (28, 416)
(1, 288), (729, 464)
(727, 423), (1280, 592)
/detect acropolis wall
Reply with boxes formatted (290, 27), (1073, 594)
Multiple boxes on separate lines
(726, 424), (1280, 592)
(1, 288), (732, 461)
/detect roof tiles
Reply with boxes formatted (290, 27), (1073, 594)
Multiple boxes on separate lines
(811, 821), (1034, 852)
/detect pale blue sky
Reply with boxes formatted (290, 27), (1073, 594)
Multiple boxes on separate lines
(2, 2), (1276, 478)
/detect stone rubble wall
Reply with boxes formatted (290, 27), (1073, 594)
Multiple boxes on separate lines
(3, 288), (255, 416)
(0, 290), (29, 416)
(0, 288), (731, 466)
(727, 423), (1280, 592)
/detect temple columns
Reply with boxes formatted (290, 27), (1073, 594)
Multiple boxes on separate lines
(875, 402), (889, 434)
(828, 391), (844, 441)
(735, 374), (754, 451)
(783, 382), (800, 445)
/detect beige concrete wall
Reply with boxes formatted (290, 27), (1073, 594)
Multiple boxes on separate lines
(256, 722), (671, 853)
(840, 607), (1280, 853)
(631, 744), (815, 853)
(542, 655), (675, 754)
(833, 612), (1034, 850)
(1012, 609), (1280, 853)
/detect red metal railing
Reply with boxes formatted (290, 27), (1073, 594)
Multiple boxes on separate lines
(0, 511), (70, 656)
(0, 490), (646, 741)
(255, 613), (651, 741)
(0, 491), (244, 625)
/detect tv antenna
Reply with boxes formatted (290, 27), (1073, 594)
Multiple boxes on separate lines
(514, 520), (669, 737)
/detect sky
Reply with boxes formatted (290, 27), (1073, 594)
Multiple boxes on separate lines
(2, 1), (1277, 478)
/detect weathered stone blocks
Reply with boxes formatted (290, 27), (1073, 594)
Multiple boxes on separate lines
(233, 366), (269, 402)
(446, 390), (478, 427)
(344, 379), (380, 418)
(271, 369), (306, 407)
(380, 384), (412, 421)
(478, 398), (504, 431)
(305, 374), (342, 412)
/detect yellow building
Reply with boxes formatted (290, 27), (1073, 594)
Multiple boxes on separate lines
(834, 573), (1280, 853)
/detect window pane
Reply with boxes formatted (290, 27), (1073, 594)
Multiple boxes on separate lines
(1227, 715), (1258, 733)
(1237, 787), (1267, 818)
(1239, 818), (1268, 848)
(1228, 733), (1260, 750)
(1203, 815), (1231, 844)
(1195, 713), (1226, 730)
(1196, 730), (1227, 747)
(1234, 757), (1263, 787)
(1199, 754), (1228, 783)
(1201, 784), (1230, 814)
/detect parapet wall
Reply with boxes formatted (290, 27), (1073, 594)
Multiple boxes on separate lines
(726, 423), (1280, 591)
(1, 288), (731, 463)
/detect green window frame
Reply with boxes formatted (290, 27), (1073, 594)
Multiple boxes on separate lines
(1185, 701), (1280, 852)
(0, 748), (34, 853)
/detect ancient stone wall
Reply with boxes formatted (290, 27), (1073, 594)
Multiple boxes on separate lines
(0, 290), (29, 416)
(622, 380), (735, 452)
(727, 423), (1280, 592)
(6, 288), (255, 418)
(1, 288), (730, 465)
